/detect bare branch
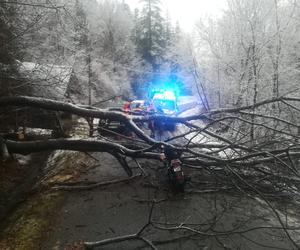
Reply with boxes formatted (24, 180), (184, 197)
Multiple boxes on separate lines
(0, 1), (65, 9)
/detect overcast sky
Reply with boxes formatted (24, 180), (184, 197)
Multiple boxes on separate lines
(125, 0), (227, 32)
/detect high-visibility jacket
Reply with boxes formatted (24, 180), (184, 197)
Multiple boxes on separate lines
(123, 101), (131, 112)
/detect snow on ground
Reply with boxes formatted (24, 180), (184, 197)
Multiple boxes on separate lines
(177, 105), (208, 144)
(175, 103), (235, 158)
(25, 128), (52, 136)
(177, 95), (202, 114)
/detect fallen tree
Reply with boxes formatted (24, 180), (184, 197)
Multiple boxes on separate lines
(1, 95), (300, 248)
(1, 95), (300, 181)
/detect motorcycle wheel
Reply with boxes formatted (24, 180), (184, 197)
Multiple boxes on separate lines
(175, 181), (185, 192)
(168, 169), (185, 192)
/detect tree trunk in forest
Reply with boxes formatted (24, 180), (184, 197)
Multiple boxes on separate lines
(272, 0), (281, 101)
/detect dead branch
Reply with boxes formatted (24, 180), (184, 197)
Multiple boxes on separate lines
(2, 95), (300, 205)
(0, 1), (65, 9)
(52, 174), (141, 191)
(133, 158), (148, 176)
(84, 201), (157, 250)
(0, 95), (157, 144)
(5, 137), (300, 171)
(225, 165), (300, 249)
(2, 95), (299, 127)
(4, 138), (159, 159)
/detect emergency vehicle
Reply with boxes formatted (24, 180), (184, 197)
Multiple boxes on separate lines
(151, 90), (178, 115)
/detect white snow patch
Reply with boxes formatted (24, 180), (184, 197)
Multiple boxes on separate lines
(14, 154), (31, 166)
(25, 128), (52, 136)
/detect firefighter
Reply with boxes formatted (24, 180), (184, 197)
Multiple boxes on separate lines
(123, 99), (132, 113)
(147, 101), (155, 138)
(153, 103), (164, 138)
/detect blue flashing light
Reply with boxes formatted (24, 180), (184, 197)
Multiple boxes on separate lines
(150, 86), (179, 96)
(147, 79), (182, 100)
(164, 90), (176, 100)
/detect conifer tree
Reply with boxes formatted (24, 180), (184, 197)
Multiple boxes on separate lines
(136, 0), (165, 69)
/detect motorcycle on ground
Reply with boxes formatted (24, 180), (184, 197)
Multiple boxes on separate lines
(161, 146), (186, 192)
